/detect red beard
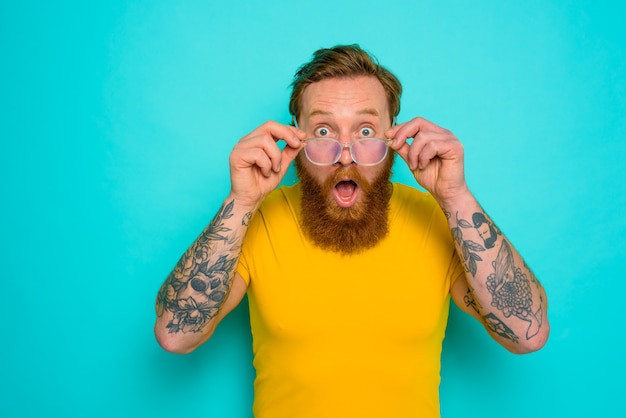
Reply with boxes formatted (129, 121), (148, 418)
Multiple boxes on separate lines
(295, 155), (394, 255)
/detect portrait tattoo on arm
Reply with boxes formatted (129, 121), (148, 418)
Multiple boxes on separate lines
(471, 212), (499, 249)
(156, 200), (248, 334)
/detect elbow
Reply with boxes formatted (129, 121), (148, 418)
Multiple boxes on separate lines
(154, 323), (212, 355)
(508, 321), (551, 355)
(155, 335), (195, 355)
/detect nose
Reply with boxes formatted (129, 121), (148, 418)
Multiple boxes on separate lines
(337, 143), (354, 166)
(336, 132), (354, 166)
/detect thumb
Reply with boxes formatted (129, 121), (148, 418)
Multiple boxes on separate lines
(385, 125), (401, 139)
(393, 141), (411, 166)
(278, 144), (302, 177)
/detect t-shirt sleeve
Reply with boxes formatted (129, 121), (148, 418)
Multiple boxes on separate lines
(449, 251), (465, 289)
(235, 210), (262, 287)
(236, 251), (251, 286)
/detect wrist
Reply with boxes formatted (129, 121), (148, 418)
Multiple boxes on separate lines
(436, 186), (477, 214)
(226, 192), (262, 215)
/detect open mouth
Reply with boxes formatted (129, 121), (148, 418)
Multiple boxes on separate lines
(333, 179), (359, 207)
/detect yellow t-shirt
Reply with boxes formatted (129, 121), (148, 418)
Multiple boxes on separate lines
(237, 182), (463, 418)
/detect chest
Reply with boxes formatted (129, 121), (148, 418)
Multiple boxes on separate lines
(247, 229), (452, 343)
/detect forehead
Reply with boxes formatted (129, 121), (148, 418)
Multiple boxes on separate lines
(300, 76), (389, 122)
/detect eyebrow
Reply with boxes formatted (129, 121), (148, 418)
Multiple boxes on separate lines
(308, 108), (380, 118)
(358, 108), (380, 117)
(308, 109), (331, 118)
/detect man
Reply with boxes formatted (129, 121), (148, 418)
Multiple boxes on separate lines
(155, 45), (549, 417)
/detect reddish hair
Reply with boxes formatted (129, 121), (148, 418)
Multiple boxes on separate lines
(289, 44), (402, 124)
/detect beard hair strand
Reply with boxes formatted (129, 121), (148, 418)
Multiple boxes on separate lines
(296, 155), (394, 255)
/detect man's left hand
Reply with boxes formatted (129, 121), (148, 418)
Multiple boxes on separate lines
(386, 117), (469, 207)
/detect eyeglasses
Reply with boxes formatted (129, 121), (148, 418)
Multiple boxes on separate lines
(300, 137), (393, 166)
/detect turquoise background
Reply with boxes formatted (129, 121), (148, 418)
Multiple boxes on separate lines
(1, 0), (624, 417)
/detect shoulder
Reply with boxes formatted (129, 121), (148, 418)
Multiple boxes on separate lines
(259, 183), (301, 211)
(390, 182), (439, 215)
(248, 184), (301, 232)
(392, 182), (432, 200)
(389, 182), (452, 240)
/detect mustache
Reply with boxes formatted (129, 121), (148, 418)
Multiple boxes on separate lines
(321, 165), (373, 196)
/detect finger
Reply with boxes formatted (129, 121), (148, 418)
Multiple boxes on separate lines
(399, 117), (450, 136)
(246, 120), (306, 149)
(417, 140), (444, 170)
(386, 119), (425, 152)
(387, 117), (451, 149)
(266, 139), (284, 174)
(234, 135), (279, 174)
(392, 141), (412, 167)
(277, 142), (303, 178)
(260, 121), (306, 171)
(240, 137), (301, 175)
(233, 143), (277, 177)
(416, 137), (462, 170)
(409, 130), (459, 169)
(385, 123), (412, 150)
(385, 123), (402, 139)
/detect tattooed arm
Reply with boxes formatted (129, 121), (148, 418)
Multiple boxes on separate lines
(387, 117), (549, 353)
(446, 203), (549, 353)
(154, 121), (305, 353)
(154, 198), (253, 353)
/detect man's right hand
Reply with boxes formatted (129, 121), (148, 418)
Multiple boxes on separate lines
(229, 121), (306, 209)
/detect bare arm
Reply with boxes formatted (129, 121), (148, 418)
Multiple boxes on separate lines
(154, 121), (305, 353)
(387, 117), (549, 353)
(445, 197), (549, 353)
(154, 198), (252, 354)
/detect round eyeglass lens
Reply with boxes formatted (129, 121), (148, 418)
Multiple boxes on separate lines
(352, 138), (388, 165)
(304, 139), (341, 165)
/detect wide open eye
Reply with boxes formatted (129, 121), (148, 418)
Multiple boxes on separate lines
(359, 127), (374, 137)
(315, 127), (332, 137)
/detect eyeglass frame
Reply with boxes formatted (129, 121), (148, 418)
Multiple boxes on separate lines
(291, 115), (397, 167)
(299, 137), (394, 166)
